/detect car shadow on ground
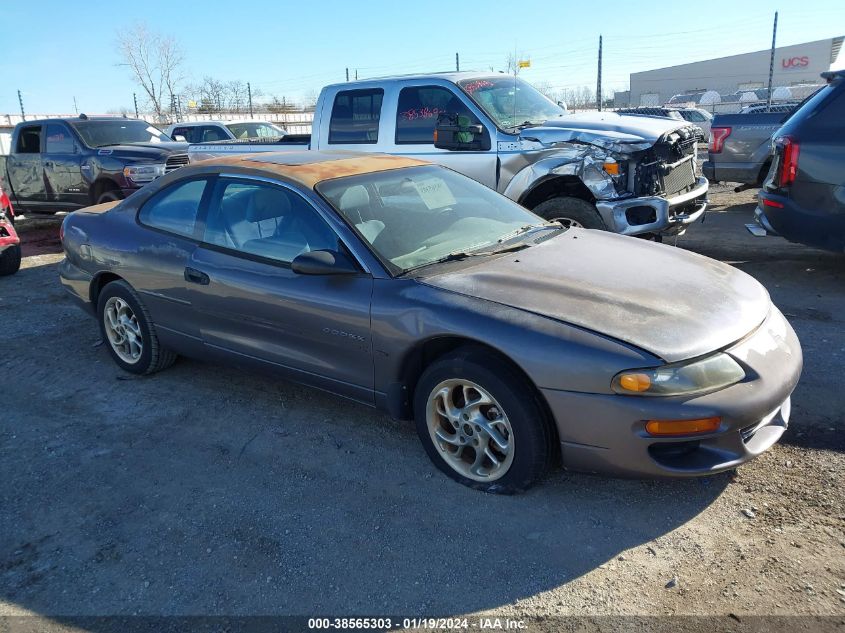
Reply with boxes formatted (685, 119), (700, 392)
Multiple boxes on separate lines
(2, 335), (731, 620)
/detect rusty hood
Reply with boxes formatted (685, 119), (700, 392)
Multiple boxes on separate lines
(421, 229), (770, 363)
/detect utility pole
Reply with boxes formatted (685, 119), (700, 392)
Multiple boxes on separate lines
(355, 69), (358, 80)
(456, 52), (460, 72)
(596, 35), (603, 112)
(17, 90), (25, 121)
(133, 93), (139, 118)
(766, 11), (778, 109)
(73, 96), (78, 115)
(247, 82), (253, 117)
(346, 67), (349, 82)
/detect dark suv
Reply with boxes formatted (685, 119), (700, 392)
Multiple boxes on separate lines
(753, 70), (845, 252)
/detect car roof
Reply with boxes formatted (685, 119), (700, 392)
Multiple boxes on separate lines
(20, 117), (141, 125)
(168, 120), (279, 127)
(191, 151), (429, 188)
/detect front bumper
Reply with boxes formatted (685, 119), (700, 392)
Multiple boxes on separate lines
(543, 306), (802, 478)
(596, 176), (709, 237)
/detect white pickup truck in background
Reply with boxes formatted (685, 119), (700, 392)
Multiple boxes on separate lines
(190, 72), (709, 239)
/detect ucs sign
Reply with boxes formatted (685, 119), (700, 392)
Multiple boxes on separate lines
(782, 56), (809, 69)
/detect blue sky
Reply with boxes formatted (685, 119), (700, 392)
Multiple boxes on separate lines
(1, 0), (843, 114)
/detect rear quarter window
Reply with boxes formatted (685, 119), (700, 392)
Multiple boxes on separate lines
(138, 178), (208, 239)
(328, 89), (383, 144)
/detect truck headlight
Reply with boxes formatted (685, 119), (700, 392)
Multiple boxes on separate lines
(123, 163), (166, 184)
(612, 353), (745, 397)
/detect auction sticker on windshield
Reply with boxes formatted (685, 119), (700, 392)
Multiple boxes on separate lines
(413, 176), (457, 210)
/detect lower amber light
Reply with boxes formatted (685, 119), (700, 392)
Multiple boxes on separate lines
(645, 417), (721, 436)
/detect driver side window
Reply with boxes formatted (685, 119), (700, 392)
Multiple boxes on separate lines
(203, 180), (340, 265)
(395, 86), (478, 144)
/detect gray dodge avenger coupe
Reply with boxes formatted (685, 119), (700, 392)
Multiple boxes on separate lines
(59, 151), (802, 492)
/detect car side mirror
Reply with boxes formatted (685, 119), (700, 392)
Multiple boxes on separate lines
(434, 113), (491, 151)
(291, 249), (360, 276)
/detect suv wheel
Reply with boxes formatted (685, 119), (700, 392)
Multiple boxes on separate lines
(413, 347), (552, 493)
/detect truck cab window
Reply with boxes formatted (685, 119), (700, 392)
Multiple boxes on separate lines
(45, 124), (75, 154)
(16, 126), (41, 153)
(396, 86), (478, 144)
(329, 89), (383, 144)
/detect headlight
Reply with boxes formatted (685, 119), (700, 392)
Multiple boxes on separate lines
(123, 163), (166, 184)
(612, 353), (745, 397)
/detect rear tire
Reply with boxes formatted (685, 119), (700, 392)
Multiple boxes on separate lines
(97, 280), (177, 375)
(96, 189), (123, 205)
(413, 347), (552, 494)
(0, 244), (22, 276)
(533, 196), (606, 230)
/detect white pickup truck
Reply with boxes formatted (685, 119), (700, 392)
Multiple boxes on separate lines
(190, 73), (709, 238)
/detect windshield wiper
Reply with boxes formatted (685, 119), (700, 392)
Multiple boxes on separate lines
(399, 242), (534, 276)
(496, 223), (563, 244)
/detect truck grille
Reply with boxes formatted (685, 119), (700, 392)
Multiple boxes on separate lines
(661, 158), (697, 197)
(165, 154), (189, 173)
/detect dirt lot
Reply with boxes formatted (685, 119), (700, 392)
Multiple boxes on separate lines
(1, 188), (843, 630)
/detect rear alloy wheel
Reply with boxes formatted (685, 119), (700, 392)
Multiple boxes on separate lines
(0, 244), (22, 276)
(97, 280), (176, 375)
(533, 196), (606, 230)
(414, 348), (552, 493)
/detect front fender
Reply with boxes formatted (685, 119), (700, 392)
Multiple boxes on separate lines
(501, 148), (618, 203)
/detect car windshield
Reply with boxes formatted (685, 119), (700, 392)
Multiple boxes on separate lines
(457, 77), (566, 130)
(226, 122), (286, 139)
(317, 165), (552, 275)
(70, 120), (172, 148)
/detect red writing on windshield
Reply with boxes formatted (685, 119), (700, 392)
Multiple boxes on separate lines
(463, 80), (494, 94)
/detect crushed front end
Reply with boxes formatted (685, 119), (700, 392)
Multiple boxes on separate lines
(597, 126), (708, 237)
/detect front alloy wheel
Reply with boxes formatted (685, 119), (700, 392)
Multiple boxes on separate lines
(426, 379), (515, 482)
(414, 347), (553, 493)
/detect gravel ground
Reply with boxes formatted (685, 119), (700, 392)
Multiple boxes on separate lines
(0, 190), (843, 630)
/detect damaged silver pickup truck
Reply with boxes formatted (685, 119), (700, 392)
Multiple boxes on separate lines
(189, 73), (708, 238)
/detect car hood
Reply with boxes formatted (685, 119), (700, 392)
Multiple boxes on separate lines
(521, 112), (694, 152)
(422, 229), (770, 363)
(94, 141), (189, 159)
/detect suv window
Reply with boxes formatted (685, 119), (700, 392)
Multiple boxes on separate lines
(138, 178), (207, 238)
(45, 124), (75, 153)
(329, 89), (383, 144)
(16, 125), (41, 153)
(396, 86), (478, 144)
(203, 180), (340, 265)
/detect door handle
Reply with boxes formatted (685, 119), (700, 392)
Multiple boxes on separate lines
(184, 267), (210, 285)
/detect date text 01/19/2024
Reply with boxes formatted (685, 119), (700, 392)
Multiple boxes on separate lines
(307, 617), (528, 630)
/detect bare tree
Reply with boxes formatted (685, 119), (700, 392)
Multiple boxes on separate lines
(505, 52), (528, 76)
(534, 80), (557, 101)
(226, 80), (248, 112)
(117, 23), (184, 121)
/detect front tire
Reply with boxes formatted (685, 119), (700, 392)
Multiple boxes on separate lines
(533, 196), (606, 230)
(0, 244), (22, 276)
(97, 280), (177, 375)
(413, 347), (553, 493)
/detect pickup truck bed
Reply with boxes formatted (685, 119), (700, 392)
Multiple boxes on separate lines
(703, 111), (793, 186)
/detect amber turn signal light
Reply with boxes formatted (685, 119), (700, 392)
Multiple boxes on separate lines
(645, 417), (721, 436)
(619, 373), (651, 392)
(603, 161), (620, 175)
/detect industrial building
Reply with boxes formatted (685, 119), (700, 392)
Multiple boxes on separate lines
(621, 37), (843, 108)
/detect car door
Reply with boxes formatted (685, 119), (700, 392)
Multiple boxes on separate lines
(7, 124), (45, 205)
(187, 176), (375, 403)
(43, 122), (86, 208)
(388, 84), (498, 189)
(131, 176), (212, 343)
